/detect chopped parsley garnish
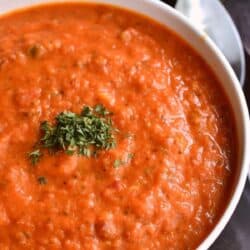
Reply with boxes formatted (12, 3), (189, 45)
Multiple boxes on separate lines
(113, 153), (134, 168)
(27, 44), (45, 59)
(29, 149), (42, 165)
(127, 153), (134, 160)
(29, 104), (116, 165)
(114, 159), (123, 168)
(37, 176), (47, 185)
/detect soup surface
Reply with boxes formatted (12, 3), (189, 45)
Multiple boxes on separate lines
(0, 3), (236, 250)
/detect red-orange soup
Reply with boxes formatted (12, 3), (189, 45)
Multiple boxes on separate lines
(0, 3), (237, 250)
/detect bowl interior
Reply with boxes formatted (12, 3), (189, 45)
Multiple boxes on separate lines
(0, 0), (249, 249)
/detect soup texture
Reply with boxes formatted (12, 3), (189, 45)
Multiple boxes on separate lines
(0, 4), (236, 250)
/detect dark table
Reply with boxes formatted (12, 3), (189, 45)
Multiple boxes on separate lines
(161, 1), (250, 249)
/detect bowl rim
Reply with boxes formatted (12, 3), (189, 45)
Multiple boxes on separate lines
(147, 1), (250, 248)
(0, 0), (249, 249)
(142, 1), (250, 249)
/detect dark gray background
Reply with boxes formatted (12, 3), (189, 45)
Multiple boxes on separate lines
(161, 1), (250, 249)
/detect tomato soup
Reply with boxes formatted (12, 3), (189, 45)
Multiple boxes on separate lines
(0, 3), (236, 250)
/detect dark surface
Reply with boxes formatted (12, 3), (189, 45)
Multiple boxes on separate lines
(161, 0), (250, 249)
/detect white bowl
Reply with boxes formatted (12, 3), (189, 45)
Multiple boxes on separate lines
(1, 0), (249, 249)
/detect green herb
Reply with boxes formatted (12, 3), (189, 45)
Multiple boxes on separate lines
(37, 176), (47, 185)
(124, 132), (134, 139)
(114, 159), (123, 168)
(29, 149), (42, 165)
(29, 104), (116, 165)
(113, 153), (134, 169)
(127, 153), (134, 160)
(27, 44), (46, 59)
(94, 104), (112, 116)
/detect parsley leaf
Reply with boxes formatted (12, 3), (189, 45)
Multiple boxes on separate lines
(127, 153), (134, 160)
(114, 159), (123, 168)
(37, 176), (47, 185)
(29, 149), (42, 165)
(94, 104), (112, 116)
(27, 44), (45, 58)
(113, 153), (134, 169)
